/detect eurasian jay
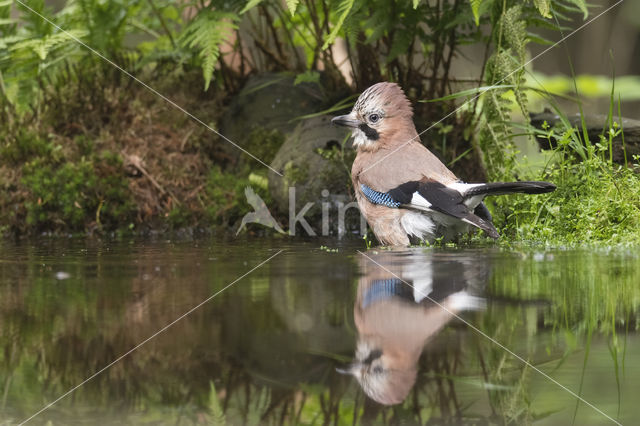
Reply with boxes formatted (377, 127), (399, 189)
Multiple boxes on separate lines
(337, 251), (486, 405)
(332, 82), (556, 245)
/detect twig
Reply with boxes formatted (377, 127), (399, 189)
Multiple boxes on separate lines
(0, 70), (16, 127)
(260, 5), (286, 62)
(439, 0), (459, 98)
(123, 152), (182, 206)
(252, 37), (289, 69)
(268, 3), (304, 70)
(180, 128), (195, 152)
(146, 0), (177, 49)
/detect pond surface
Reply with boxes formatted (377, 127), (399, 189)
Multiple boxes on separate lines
(0, 238), (638, 425)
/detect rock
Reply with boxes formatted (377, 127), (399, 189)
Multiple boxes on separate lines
(268, 115), (362, 236)
(530, 110), (640, 165)
(218, 73), (327, 165)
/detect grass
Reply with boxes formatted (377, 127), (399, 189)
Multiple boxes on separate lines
(484, 72), (640, 247)
(493, 153), (640, 247)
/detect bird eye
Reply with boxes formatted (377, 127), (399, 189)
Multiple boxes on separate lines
(368, 113), (380, 123)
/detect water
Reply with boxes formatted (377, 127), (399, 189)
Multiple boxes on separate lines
(0, 238), (638, 425)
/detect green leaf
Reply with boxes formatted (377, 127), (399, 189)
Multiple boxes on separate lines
(566, 0), (588, 19)
(293, 70), (320, 85)
(240, 0), (264, 15)
(0, 35), (23, 49)
(286, 0), (299, 15)
(422, 85), (515, 102)
(527, 31), (554, 46)
(0, 0), (13, 6)
(179, 11), (238, 91)
(10, 30), (87, 61)
(387, 30), (412, 63)
(0, 18), (15, 25)
(469, 0), (482, 26)
(239, 73), (290, 96)
(533, 0), (552, 18)
(207, 382), (225, 424)
(322, 0), (354, 50)
(291, 94), (358, 121)
(413, 0), (420, 9)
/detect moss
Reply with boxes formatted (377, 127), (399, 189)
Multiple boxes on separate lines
(205, 166), (271, 226)
(241, 128), (285, 166)
(491, 156), (640, 247)
(0, 59), (234, 237)
(20, 152), (135, 232)
(0, 129), (58, 163)
(168, 205), (195, 229)
(283, 160), (309, 186)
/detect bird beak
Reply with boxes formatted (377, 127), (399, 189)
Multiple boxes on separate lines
(332, 115), (361, 128)
(336, 362), (362, 377)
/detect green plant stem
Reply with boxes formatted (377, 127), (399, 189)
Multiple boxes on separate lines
(617, 94), (627, 166)
(146, 0), (177, 49)
(0, 70), (16, 120)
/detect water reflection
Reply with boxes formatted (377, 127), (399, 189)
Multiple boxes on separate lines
(0, 240), (638, 424)
(340, 250), (488, 405)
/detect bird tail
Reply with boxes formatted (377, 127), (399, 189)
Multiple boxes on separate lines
(447, 291), (486, 311)
(462, 214), (500, 239)
(465, 181), (556, 197)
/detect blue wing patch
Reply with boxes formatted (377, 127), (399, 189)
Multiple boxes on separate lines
(360, 184), (401, 208)
(362, 278), (413, 308)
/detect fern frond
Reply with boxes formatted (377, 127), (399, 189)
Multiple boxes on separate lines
(207, 382), (225, 425)
(10, 29), (87, 61)
(294, 70), (320, 85)
(240, 0), (264, 15)
(565, 0), (588, 19)
(533, 0), (552, 18)
(469, 0), (482, 25)
(179, 11), (238, 91)
(0, 35), (23, 49)
(322, 0), (355, 50)
(285, 0), (299, 15)
(501, 5), (526, 62)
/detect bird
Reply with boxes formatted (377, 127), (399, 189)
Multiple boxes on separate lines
(337, 250), (486, 405)
(331, 82), (556, 245)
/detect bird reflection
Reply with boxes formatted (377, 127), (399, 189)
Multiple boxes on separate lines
(339, 249), (489, 405)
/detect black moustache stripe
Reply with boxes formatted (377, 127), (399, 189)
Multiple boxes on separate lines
(358, 123), (379, 141)
(364, 349), (383, 364)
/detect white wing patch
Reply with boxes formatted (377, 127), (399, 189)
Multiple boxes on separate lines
(403, 260), (433, 303)
(446, 182), (485, 209)
(446, 291), (486, 311)
(409, 192), (432, 211)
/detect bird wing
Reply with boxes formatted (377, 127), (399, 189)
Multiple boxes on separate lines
(360, 180), (499, 239)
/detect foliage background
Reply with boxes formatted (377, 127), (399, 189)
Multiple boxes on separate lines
(0, 0), (639, 245)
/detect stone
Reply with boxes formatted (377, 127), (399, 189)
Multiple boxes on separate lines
(218, 73), (327, 164)
(268, 115), (362, 236)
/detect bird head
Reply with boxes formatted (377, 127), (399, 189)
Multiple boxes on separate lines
(332, 82), (414, 151)
(336, 339), (417, 405)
